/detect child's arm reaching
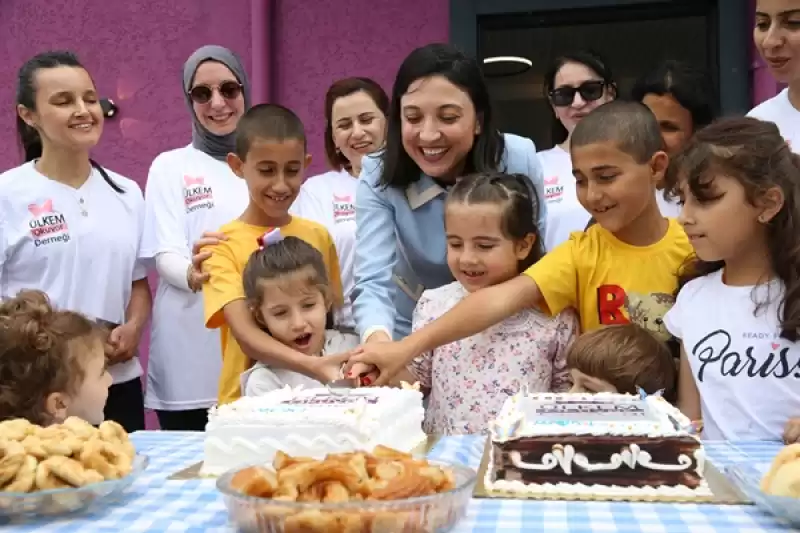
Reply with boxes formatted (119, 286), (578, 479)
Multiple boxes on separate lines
(203, 241), (344, 385)
(677, 346), (701, 422)
(348, 275), (543, 386)
(223, 301), (342, 383)
(549, 308), (580, 392)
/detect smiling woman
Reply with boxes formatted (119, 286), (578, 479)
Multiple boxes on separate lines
(748, 0), (800, 150)
(139, 45), (252, 430)
(0, 51), (151, 432)
(290, 77), (389, 331)
(350, 43), (547, 344)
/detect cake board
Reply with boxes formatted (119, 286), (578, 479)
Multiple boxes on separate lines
(473, 438), (750, 504)
(167, 434), (441, 480)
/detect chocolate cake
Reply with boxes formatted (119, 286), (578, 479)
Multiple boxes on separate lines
(485, 392), (710, 498)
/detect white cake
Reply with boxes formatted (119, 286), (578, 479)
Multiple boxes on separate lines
(201, 386), (427, 475)
(485, 391), (711, 499)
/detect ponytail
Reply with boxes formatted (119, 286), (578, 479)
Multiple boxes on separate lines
(17, 116), (42, 162)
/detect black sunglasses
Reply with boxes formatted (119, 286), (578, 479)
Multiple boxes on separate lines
(188, 81), (243, 104)
(549, 81), (607, 107)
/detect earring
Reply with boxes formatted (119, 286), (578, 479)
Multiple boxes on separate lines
(758, 215), (767, 223)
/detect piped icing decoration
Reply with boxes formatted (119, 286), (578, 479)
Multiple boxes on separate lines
(509, 443), (701, 475)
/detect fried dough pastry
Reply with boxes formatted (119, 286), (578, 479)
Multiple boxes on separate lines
(761, 442), (800, 498)
(0, 417), (136, 493)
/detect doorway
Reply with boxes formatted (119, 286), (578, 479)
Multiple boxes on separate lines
(450, 0), (750, 149)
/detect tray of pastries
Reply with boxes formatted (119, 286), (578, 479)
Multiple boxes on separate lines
(0, 416), (147, 518)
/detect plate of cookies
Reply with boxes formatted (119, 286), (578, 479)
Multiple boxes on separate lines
(216, 445), (476, 533)
(727, 443), (800, 527)
(0, 416), (147, 518)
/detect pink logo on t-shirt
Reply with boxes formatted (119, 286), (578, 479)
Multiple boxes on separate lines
(28, 199), (54, 216)
(183, 175), (214, 213)
(544, 176), (564, 203)
(333, 194), (355, 223)
(27, 199), (70, 247)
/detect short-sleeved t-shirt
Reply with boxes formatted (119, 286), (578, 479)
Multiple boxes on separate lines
(202, 217), (342, 404)
(523, 218), (692, 341)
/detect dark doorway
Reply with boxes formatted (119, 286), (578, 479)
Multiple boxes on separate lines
(450, 0), (750, 149)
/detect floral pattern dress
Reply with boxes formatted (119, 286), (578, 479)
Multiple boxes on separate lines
(408, 281), (579, 435)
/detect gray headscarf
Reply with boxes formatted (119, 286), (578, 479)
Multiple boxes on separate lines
(183, 45), (251, 160)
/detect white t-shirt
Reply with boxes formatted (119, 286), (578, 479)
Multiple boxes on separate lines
(538, 146), (590, 251)
(748, 88), (800, 151)
(664, 269), (800, 441)
(656, 191), (681, 219)
(290, 169), (356, 328)
(0, 162), (147, 384)
(140, 145), (248, 410)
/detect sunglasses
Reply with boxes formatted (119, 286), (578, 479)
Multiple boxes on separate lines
(549, 81), (607, 107)
(188, 81), (243, 104)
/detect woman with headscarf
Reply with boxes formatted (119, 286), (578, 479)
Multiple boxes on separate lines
(140, 45), (250, 430)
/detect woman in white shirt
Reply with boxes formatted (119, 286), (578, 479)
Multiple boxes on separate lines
(748, 0), (800, 149)
(1, 51), (151, 432)
(140, 46), (250, 430)
(538, 51), (617, 250)
(290, 77), (388, 330)
(632, 60), (718, 218)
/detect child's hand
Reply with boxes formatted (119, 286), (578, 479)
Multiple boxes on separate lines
(306, 352), (350, 384)
(784, 418), (800, 444)
(345, 339), (416, 386)
(189, 231), (228, 289)
(348, 363), (378, 386)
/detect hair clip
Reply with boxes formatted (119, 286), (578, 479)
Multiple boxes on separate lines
(256, 228), (283, 250)
(636, 386), (665, 400)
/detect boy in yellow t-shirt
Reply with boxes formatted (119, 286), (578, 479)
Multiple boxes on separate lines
(202, 104), (343, 404)
(348, 100), (694, 385)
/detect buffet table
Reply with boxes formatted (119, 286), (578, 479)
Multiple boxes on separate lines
(2, 432), (797, 532)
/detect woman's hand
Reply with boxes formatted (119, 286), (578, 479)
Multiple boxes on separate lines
(106, 322), (143, 364)
(784, 417), (800, 444)
(345, 339), (417, 387)
(188, 231), (227, 291)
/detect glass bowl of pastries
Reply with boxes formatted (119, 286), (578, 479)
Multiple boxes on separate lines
(727, 443), (800, 526)
(0, 416), (147, 518)
(216, 445), (477, 533)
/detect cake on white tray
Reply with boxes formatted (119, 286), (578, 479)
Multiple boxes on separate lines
(485, 391), (711, 499)
(201, 385), (427, 476)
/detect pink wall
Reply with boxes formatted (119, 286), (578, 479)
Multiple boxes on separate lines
(0, 0), (447, 426)
(273, 1), (448, 174)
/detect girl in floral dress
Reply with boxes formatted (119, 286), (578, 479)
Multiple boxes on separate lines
(406, 172), (578, 435)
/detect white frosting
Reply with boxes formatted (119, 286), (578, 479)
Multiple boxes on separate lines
(201, 386), (426, 475)
(485, 391), (710, 498)
(491, 392), (694, 441)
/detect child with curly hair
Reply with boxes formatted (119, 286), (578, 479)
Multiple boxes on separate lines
(0, 290), (112, 426)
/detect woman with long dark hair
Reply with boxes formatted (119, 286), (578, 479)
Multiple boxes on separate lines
(350, 43), (547, 347)
(538, 51), (616, 250)
(1, 51), (151, 432)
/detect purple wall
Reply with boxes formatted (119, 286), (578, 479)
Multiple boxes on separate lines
(0, 0), (448, 427)
(273, 1), (449, 174)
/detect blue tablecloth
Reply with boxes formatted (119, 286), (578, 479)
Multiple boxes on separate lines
(3, 432), (798, 532)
